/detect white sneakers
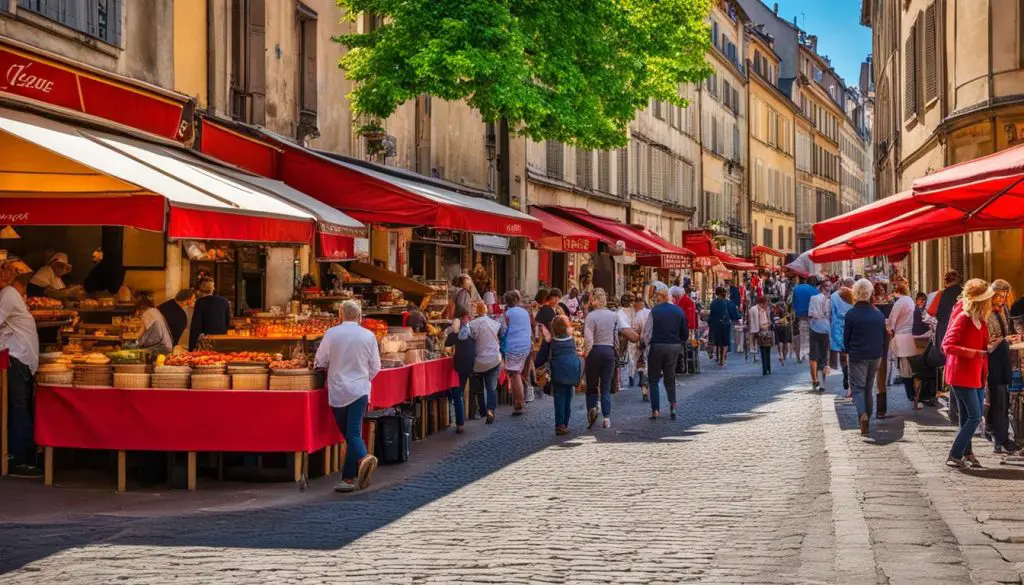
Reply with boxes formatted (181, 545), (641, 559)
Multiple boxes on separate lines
(602, 418), (612, 429)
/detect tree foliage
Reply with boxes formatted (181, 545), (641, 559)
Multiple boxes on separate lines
(335, 0), (714, 149)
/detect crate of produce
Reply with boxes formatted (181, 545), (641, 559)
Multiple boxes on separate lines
(37, 365), (73, 386)
(114, 373), (151, 389)
(191, 374), (231, 390)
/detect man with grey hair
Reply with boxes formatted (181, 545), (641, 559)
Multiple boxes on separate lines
(315, 300), (380, 492)
(830, 277), (857, 395)
(843, 279), (887, 435)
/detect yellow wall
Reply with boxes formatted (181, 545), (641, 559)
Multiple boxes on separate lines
(173, 0), (208, 107)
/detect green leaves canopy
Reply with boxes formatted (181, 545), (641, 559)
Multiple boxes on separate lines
(335, 0), (714, 150)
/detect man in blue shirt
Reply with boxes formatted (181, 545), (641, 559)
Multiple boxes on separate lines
(791, 275), (820, 363)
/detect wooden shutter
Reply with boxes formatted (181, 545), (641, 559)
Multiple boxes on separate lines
(924, 3), (937, 102)
(301, 17), (318, 113)
(904, 22), (917, 120)
(618, 147), (629, 197)
(598, 151), (611, 192)
(247, 0), (267, 125)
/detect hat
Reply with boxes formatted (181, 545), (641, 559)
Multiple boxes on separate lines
(963, 278), (994, 303)
(48, 252), (71, 269)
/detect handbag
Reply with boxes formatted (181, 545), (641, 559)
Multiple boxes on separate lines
(757, 329), (775, 347)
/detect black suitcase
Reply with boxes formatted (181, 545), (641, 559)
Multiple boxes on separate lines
(377, 414), (413, 464)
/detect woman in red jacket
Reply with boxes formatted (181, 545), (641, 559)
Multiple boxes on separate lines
(944, 279), (994, 469)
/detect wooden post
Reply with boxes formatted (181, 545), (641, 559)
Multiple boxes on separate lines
(333, 443), (341, 472)
(419, 398), (428, 439)
(117, 450), (126, 493)
(43, 447), (53, 486)
(293, 451), (302, 482)
(366, 420), (377, 457)
(441, 397), (450, 428)
(187, 452), (197, 492)
(1, 369), (7, 476)
(322, 446), (331, 476)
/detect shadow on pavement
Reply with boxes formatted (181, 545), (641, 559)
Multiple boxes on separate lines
(0, 357), (803, 573)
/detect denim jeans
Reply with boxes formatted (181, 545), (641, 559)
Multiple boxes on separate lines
(648, 344), (681, 413)
(476, 366), (500, 413)
(332, 394), (368, 480)
(950, 386), (983, 459)
(759, 346), (772, 374)
(451, 370), (470, 427)
(848, 359), (879, 419)
(7, 358), (35, 466)
(553, 383), (575, 427)
(585, 345), (616, 417)
(989, 384), (1011, 447)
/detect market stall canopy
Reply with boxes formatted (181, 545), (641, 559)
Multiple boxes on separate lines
(528, 206), (610, 253)
(785, 252), (817, 278)
(0, 107), (315, 243)
(344, 261), (435, 306)
(713, 250), (757, 271)
(812, 191), (922, 244)
(681, 230), (755, 271)
(633, 227), (695, 269)
(751, 245), (785, 258)
(912, 142), (1024, 213)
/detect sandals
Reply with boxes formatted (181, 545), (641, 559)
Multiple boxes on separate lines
(965, 454), (983, 468)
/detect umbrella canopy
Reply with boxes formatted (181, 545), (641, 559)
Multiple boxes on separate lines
(912, 142), (1024, 212)
(812, 191), (923, 244)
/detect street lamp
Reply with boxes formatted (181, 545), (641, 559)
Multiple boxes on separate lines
(485, 123), (497, 161)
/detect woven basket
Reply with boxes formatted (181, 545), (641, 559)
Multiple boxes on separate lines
(114, 364), (150, 374)
(227, 365), (269, 375)
(193, 365), (227, 375)
(269, 374), (317, 391)
(37, 371), (74, 385)
(114, 373), (151, 389)
(154, 365), (192, 374)
(151, 374), (190, 389)
(191, 374), (231, 390)
(231, 373), (269, 390)
(74, 375), (112, 388)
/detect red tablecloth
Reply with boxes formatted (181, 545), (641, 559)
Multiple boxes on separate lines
(369, 365), (411, 409)
(35, 386), (343, 452)
(0, 349), (8, 370)
(410, 358), (459, 398)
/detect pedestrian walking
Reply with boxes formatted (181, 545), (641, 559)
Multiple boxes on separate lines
(535, 315), (584, 435)
(502, 290), (532, 415)
(0, 267), (41, 477)
(831, 278), (855, 396)
(565, 288), (581, 317)
(792, 276), (819, 363)
(583, 288), (619, 429)
(944, 279), (994, 469)
(444, 305), (475, 432)
(808, 281), (832, 391)
(315, 300), (380, 493)
(774, 300), (793, 367)
(632, 295), (652, 401)
(643, 282), (688, 420)
(986, 279), (1018, 454)
(844, 279), (886, 435)
(458, 301), (504, 424)
(748, 295), (774, 375)
(888, 283), (925, 409)
(708, 286), (741, 367)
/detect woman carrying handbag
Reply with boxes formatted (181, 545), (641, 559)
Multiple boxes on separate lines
(748, 295), (775, 376)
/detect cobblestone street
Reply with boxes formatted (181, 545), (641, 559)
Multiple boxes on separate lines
(7, 356), (1024, 584)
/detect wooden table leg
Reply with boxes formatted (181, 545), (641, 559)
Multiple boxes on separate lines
(293, 452), (303, 482)
(366, 420), (377, 458)
(333, 443), (341, 472)
(117, 450), (126, 493)
(187, 452), (197, 492)
(323, 446), (331, 476)
(419, 398), (428, 439)
(441, 397), (450, 428)
(1, 369), (7, 476)
(43, 446), (53, 486)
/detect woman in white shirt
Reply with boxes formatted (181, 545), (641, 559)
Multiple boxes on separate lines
(584, 288), (622, 429)
(457, 300), (504, 424)
(888, 282), (924, 408)
(748, 295), (774, 376)
(136, 295), (174, 355)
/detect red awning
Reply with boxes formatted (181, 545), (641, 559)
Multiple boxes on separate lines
(0, 39), (194, 142)
(714, 250), (757, 271)
(912, 142), (1024, 211)
(0, 195), (165, 231)
(812, 191), (922, 244)
(198, 117), (281, 177)
(682, 230), (716, 257)
(751, 245), (785, 258)
(529, 206), (608, 253)
(536, 207), (693, 267)
(633, 227), (694, 269)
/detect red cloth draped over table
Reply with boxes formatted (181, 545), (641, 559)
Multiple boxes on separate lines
(410, 358), (459, 398)
(34, 386), (342, 452)
(369, 364), (412, 409)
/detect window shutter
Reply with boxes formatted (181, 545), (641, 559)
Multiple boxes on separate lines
(247, 0), (267, 125)
(301, 17), (318, 113)
(618, 147), (629, 197)
(924, 3), (937, 102)
(904, 23), (917, 120)
(546, 141), (564, 180)
(598, 151), (611, 192)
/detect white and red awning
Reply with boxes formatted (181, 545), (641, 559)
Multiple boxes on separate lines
(0, 107), (367, 244)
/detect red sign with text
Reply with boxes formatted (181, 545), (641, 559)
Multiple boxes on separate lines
(0, 43), (193, 142)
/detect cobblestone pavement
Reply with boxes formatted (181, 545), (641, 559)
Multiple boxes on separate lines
(1, 356), (837, 584)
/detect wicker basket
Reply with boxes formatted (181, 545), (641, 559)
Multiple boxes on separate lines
(232, 373), (269, 390)
(154, 365), (192, 375)
(114, 364), (150, 374)
(37, 371), (74, 385)
(269, 374), (317, 391)
(113, 373), (151, 389)
(74, 376), (113, 388)
(151, 374), (190, 389)
(191, 374), (231, 390)
(193, 365), (227, 375)
(227, 365), (269, 375)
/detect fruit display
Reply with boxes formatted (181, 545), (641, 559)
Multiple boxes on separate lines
(27, 297), (62, 310)
(106, 350), (146, 364)
(228, 317), (340, 338)
(361, 318), (388, 341)
(269, 358), (308, 371)
(164, 351), (280, 367)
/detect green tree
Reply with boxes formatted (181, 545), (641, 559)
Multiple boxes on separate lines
(335, 0), (713, 150)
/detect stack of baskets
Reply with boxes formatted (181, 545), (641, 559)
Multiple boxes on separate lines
(37, 363), (73, 386)
(269, 368), (317, 391)
(73, 364), (113, 388)
(229, 363), (269, 390)
(152, 365), (191, 389)
(191, 363), (230, 390)
(113, 363), (151, 389)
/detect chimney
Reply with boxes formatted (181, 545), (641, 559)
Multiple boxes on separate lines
(808, 34), (818, 52)
(773, 3), (779, 14)
(793, 15), (798, 27)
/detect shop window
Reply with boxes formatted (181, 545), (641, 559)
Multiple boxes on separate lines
(230, 0), (267, 125)
(17, 0), (122, 45)
(546, 141), (564, 180)
(763, 228), (772, 248)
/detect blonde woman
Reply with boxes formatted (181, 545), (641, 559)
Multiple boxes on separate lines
(944, 279), (994, 469)
(987, 280), (1019, 454)
(583, 288), (620, 429)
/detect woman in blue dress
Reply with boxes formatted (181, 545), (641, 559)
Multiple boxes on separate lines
(708, 286), (741, 367)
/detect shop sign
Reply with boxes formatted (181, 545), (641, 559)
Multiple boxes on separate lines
(612, 250), (636, 264)
(562, 236), (592, 252)
(660, 254), (693, 270)
(0, 43), (194, 142)
(413, 227), (462, 244)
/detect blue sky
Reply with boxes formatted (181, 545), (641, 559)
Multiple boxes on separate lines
(765, 0), (872, 88)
